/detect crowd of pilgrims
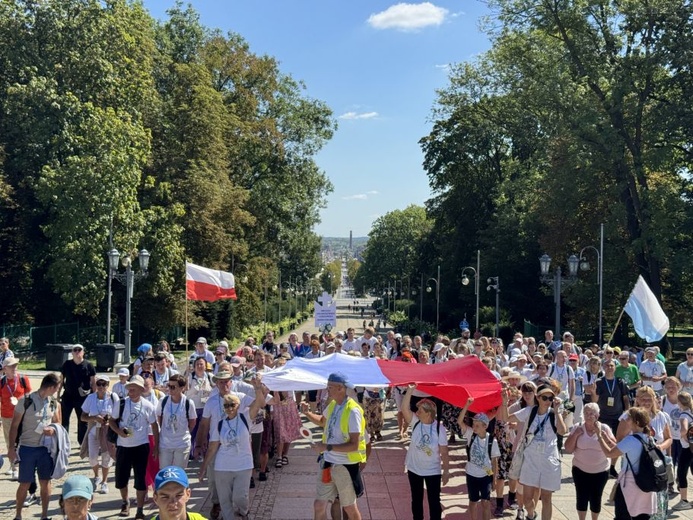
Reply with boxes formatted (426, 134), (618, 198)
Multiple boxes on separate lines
(8, 326), (693, 520)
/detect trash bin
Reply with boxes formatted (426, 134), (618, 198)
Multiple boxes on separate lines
(45, 344), (75, 371)
(95, 343), (125, 371)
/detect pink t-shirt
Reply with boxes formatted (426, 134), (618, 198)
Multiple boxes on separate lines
(572, 423), (612, 474)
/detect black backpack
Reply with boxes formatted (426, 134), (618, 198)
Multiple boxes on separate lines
(465, 432), (494, 462)
(127, 356), (145, 377)
(526, 405), (557, 437)
(217, 414), (249, 434)
(14, 394), (34, 447)
(1, 375), (27, 390)
(625, 434), (668, 493)
(107, 398), (126, 444)
(160, 395), (191, 421)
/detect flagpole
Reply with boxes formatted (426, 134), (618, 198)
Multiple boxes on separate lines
(185, 261), (189, 361)
(607, 306), (626, 346)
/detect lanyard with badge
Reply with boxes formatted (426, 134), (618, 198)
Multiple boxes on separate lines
(605, 378), (616, 407)
(327, 402), (345, 442)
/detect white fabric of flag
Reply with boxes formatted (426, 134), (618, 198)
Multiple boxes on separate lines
(624, 275), (669, 342)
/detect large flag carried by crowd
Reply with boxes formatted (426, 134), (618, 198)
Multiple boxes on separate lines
(261, 353), (501, 412)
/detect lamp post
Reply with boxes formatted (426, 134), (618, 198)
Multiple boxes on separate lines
(426, 265), (441, 331)
(486, 277), (500, 337)
(107, 248), (150, 364)
(539, 254), (579, 337)
(461, 250), (481, 332)
(578, 223), (605, 344)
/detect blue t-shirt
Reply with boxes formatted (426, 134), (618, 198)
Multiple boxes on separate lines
(618, 433), (648, 474)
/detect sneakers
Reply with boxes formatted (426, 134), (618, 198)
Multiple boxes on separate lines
(672, 500), (693, 511)
(508, 498), (519, 510)
(258, 472), (267, 482)
(249, 477), (255, 489)
(516, 509), (525, 520)
(98, 482), (109, 494)
(493, 505), (504, 517)
(135, 508), (145, 520)
(92, 477), (102, 488)
(23, 494), (37, 507)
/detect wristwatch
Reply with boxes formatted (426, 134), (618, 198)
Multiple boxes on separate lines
(326, 444), (333, 452)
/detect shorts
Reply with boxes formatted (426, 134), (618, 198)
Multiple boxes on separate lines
(18, 446), (54, 483)
(115, 443), (149, 491)
(315, 464), (357, 507)
(467, 474), (493, 502)
(519, 445), (561, 491)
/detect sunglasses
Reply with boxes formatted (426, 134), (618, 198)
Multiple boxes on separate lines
(538, 395), (554, 402)
(96, 381), (109, 387)
(223, 403), (238, 409)
(687, 353), (693, 357)
(167, 384), (180, 390)
(72, 348), (83, 353)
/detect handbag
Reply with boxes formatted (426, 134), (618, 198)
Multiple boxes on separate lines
(508, 413), (531, 480)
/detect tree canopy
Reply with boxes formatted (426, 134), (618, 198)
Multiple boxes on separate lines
(0, 0), (334, 339)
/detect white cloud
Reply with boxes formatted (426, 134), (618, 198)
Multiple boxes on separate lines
(367, 2), (449, 31)
(435, 63), (450, 71)
(342, 191), (380, 201)
(338, 111), (379, 120)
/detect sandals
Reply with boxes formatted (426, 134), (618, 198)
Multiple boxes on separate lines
(275, 459), (283, 468)
(118, 502), (130, 517)
(281, 456), (289, 465)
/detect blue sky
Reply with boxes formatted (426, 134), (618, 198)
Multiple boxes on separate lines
(142, 1), (493, 237)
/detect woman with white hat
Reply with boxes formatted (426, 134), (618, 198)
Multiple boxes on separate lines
(81, 375), (119, 494)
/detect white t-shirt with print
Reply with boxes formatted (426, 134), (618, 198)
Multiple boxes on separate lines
(83, 392), (119, 437)
(405, 418), (448, 476)
(156, 395), (197, 449)
(112, 398), (157, 447)
(210, 411), (253, 472)
(513, 406), (558, 455)
(462, 428), (500, 478)
(662, 398), (682, 441)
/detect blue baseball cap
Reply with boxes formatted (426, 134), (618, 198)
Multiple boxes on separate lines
(327, 372), (353, 388)
(63, 475), (93, 500)
(155, 466), (189, 491)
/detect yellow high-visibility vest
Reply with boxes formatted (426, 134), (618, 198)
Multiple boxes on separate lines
(321, 398), (366, 463)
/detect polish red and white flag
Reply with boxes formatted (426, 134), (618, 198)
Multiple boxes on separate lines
(186, 262), (237, 301)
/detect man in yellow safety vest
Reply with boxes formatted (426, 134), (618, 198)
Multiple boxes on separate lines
(300, 372), (366, 520)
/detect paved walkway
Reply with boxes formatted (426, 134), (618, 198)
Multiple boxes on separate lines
(4, 296), (693, 519)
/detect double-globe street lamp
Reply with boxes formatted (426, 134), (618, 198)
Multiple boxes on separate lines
(486, 276), (500, 337)
(107, 248), (150, 364)
(426, 265), (441, 331)
(539, 254), (579, 338)
(461, 250), (481, 332)
(540, 228), (604, 341)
